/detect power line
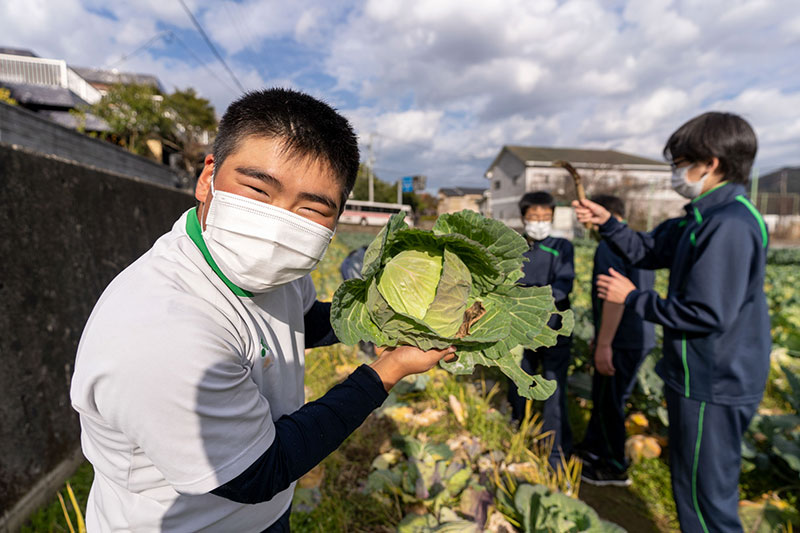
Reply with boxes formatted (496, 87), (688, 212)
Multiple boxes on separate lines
(104, 30), (238, 94)
(177, 0), (246, 94)
(168, 31), (239, 94)
(223, 3), (250, 54)
(106, 31), (172, 69)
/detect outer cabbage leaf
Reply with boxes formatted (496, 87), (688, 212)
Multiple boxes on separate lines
(361, 213), (408, 279)
(422, 248), (472, 337)
(330, 278), (390, 346)
(433, 210), (529, 284)
(458, 296), (511, 344)
(367, 278), (452, 350)
(480, 285), (573, 360)
(387, 228), (503, 291)
(441, 284), (573, 400)
(440, 344), (556, 401)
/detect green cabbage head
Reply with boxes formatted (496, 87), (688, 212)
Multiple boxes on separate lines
(330, 210), (573, 400)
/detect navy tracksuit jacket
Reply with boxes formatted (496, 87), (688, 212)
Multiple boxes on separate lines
(508, 235), (575, 466)
(599, 182), (770, 533)
(581, 240), (656, 471)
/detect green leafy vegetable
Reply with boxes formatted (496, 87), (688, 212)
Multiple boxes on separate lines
(330, 210), (573, 400)
(513, 483), (626, 532)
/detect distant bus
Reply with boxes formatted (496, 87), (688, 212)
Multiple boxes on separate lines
(340, 200), (414, 227)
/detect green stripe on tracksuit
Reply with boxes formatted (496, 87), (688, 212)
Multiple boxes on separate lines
(664, 387), (759, 533)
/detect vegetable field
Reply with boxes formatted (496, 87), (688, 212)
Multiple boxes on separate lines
(25, 233), (800, 532)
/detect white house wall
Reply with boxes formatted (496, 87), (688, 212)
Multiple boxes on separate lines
(487, 150), (526, 220)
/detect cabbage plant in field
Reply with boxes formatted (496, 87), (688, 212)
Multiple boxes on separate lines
(330, 211), (573, 400)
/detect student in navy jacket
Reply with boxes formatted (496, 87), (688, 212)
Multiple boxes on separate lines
(508, 191), (575, 467)
(577, 194), (656, 487)
(574, 112), (770, 533)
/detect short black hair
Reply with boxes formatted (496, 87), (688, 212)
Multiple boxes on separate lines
(519, 191), (555, 216)
(663, 111), (757, 185)
(591, 194), (625, 218)
(213, 88), (360, 210)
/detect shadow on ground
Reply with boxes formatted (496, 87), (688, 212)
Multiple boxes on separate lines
(581, 483), (676, 532)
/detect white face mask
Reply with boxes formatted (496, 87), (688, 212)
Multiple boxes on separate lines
(201, 177), (334, 293)
(671, 164), (708, 199)
(524, 220), (552, 241)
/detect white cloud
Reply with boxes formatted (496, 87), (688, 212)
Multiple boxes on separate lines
(710, 89), (800, 165)
(2, 0), (800, 188)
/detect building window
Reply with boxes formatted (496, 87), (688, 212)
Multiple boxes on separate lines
(494, 180), (501, 190)
(512, 174), (520, 186)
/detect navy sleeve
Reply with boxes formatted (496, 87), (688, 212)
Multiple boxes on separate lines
(595, 241), (628, 280)
(211, 364), (387, 504)
(304, 300), (339, 348)
(625, 217), (757, 333)
(550, 240), (575, 304)
(600, 217), (683, 270)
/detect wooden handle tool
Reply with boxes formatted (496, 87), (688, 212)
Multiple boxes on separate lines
(553, 160), (591, 229)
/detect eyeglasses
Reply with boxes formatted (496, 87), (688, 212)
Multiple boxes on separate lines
(669, 158), (690, 171)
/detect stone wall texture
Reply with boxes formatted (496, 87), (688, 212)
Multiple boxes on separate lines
(0, 143), (194, 516)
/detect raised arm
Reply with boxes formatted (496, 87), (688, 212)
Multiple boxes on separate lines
(623, 217), (758, 333)
(573, 199), (682, 270)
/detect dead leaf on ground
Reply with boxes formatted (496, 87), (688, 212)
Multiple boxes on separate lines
(625, 435), (662, 463)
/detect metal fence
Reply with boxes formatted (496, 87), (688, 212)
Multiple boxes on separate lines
(755, 193), (800, 216)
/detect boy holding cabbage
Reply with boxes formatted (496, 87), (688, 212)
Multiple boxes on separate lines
(508, 191), (575, 467)
(71, 88), (455, 532)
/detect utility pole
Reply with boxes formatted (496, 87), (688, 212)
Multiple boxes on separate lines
(367, 133), (375, 203)
(646, 177), (655, 231)
(397, 180), (402, 204)
(750, 167), (759, 208)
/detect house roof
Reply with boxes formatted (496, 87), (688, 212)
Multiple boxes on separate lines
(0, 81), (89, 108)
(487, 145), (667, 175)
(759, 167), (800, 194)
(72, 67), (164, 92)
(0, 47), (38, 57)
(438, 187), (487, 197)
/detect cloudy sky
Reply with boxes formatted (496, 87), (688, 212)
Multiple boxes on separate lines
(3, 0), (799, 191)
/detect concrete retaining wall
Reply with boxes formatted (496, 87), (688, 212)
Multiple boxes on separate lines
(0, 143), (194, 530)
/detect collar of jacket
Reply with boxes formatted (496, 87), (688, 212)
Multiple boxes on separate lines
(528, 235), (556, 248)
(683, 182), (747, 219)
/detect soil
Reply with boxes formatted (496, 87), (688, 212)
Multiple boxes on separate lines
(580, 484), (677, 532)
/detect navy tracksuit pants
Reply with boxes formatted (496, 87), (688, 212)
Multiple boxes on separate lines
(581, 347), (650, 472)
(665, 386), (759, 533)
(507, 345), (572, 467)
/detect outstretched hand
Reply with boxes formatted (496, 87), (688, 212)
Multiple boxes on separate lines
(370, 345), (457, 392)
(596, 268), (637, 304)
(572, 199), (611, 226)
